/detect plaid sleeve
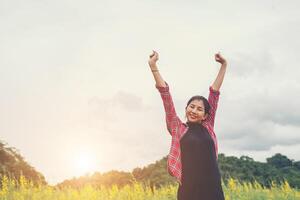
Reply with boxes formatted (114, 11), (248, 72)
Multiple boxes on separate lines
(156, 82), (182, 136)
(206, 86), (220, 128)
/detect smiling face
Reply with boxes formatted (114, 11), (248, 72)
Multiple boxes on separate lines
(185, 99), (208, 123)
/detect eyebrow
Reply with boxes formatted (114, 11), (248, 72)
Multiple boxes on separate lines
(190, 104), (204, 109)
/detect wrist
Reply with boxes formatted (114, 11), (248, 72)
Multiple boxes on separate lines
(221, 61), (227, 67)
(149, 63), (158, 70)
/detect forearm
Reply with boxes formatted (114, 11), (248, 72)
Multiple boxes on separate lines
(211, 63), (227, 91)
(150, 64), (167, 87)
(156, 82), (181, 136)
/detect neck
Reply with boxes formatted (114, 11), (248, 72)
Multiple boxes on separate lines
(187, 121), (202, 125)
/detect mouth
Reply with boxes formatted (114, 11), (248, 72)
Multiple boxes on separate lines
(189, 115), (197, 120)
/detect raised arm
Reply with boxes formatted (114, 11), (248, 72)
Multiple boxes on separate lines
(211, 52), (227, 91)
(148, 50), (181, 136)
(148, 50), (166, 88)
(206, 52), (227, 128)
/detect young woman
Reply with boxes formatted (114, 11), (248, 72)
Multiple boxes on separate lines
(148, 50), (227, 200)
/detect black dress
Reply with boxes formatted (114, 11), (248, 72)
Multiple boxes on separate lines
(177, 122), (225, 200)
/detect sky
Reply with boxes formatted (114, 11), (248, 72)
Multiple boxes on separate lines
(1, 0), (300, 185)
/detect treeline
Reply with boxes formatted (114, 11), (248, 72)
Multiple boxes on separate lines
(218, 153), (300, 188)
(0, 140), (46, 186)
(1, 139), (299, 189)
(57, 153), (300, 189)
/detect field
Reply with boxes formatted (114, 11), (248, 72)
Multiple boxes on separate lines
(1, 176), (300, 200)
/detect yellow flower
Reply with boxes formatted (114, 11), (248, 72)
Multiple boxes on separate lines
(253, 180), (262, 190)
(0, 175), (9, 196)
(281, 180), (292, 193)
(228, 178), (236, 191)
(19, 175), (28, 189)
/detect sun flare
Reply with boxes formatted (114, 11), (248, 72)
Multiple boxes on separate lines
(73, 151), (97, 175)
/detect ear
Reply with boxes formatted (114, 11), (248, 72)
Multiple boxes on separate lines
(203, 113), (209, 120)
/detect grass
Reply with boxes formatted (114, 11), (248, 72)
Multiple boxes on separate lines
(0, 175), (299, 200)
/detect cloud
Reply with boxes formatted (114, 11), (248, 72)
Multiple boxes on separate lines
(229, 50), (274, 77)
(216, 47), (300, 152)
(221, 119), (300, 151)
(88, 90), (151, 122)
(87, 90), (170, 159)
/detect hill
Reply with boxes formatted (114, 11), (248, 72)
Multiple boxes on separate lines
(57, 153), (300, 189)
(0, 140), (46, 185)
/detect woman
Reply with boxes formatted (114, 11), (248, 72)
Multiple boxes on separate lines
(148, 50), (227, 200)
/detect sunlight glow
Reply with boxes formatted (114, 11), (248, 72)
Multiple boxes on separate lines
(73, 150), (97, 176)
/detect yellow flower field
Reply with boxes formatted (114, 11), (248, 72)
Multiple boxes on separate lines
(1, 175), (300, 200)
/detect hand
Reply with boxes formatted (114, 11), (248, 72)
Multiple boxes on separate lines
(215, 52), (227, 65)
(148, 50), (159, 69)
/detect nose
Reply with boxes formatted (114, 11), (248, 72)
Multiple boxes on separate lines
(191, 108), (197, 114)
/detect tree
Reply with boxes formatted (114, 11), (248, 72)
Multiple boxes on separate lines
(267, 153), (293, 168)
(0, 140), (46, 185)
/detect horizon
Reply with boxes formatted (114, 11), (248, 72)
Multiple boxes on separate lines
(1, 139), (297, 185)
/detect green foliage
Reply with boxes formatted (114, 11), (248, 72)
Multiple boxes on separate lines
(58, 153), (300, 190)
(267, 153), (293, 168)
(218, 153), (300, 189)
(1, 138), (300, 190)
(57, 170), (135, 189)
(132, 156), (177, 187)
(0, 140), (46, 186)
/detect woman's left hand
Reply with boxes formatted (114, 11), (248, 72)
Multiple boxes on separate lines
(215, 52), (227, 65)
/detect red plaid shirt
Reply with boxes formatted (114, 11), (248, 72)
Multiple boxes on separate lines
(156, 82), (220, 185)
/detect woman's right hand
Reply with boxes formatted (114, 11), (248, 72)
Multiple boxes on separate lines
(148, 50), (159, 70)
